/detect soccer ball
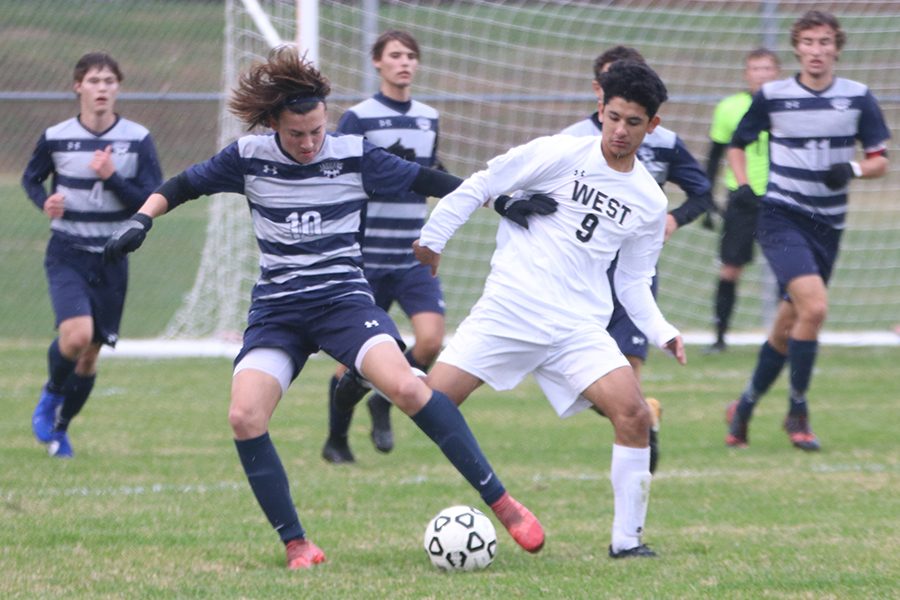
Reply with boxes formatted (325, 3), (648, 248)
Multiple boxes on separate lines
(423, 505), (497, 571)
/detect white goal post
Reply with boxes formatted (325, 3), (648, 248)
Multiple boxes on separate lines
(163, 0), (900, 344)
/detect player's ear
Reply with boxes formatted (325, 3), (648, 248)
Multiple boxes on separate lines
(646, 114), (661, 133)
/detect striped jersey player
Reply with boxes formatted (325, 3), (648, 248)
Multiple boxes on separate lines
(23, 52), (163, 459)
(102, 47), (547, 570)
(725, 10), (891, 452)
(323, 30), (447, 462)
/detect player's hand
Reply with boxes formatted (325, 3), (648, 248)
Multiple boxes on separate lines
(663, 336), (686, 365)
(386, 139), (417, 161)
(729, 184), (757, 209)
(412, 239), (441, 276)
(494, 193), (557, 228)
(664, 214), (678, 242)
(91, 145), (116, 180)
(823, 162), (856, 190)
(103, 213), (153, 263)
(42, 193), (65, 219)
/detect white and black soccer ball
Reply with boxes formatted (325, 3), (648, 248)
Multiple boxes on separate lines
(423, 505), (497, 571)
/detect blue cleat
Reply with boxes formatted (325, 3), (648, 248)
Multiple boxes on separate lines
(47, 430), (73, 458)
(32, 386), (64, 444)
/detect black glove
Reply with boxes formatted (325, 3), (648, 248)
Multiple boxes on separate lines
(823, 162), (855, 190)
(494, 193), (558, 228)
(729, 184), (758, 210)
(386, 139), (417, 162)
(103, 213), (153, 263)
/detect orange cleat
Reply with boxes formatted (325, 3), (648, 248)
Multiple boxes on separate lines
(489, 492), (545, 553)
(285, 538), (326, 570)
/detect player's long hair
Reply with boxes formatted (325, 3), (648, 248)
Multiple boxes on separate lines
(229, 45), (331, 130)
(599, 60), (668, 119)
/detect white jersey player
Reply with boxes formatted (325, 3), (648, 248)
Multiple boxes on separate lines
(416, 60), (686, 559)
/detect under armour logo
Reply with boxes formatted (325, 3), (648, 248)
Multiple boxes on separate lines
(784, 100), (800, 109)
(262, 164), (278, 175)
(67, 141), (81, 151)
(364, 320), (379, 328)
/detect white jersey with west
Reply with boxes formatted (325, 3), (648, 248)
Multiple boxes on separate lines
(420, 134), (679, 347)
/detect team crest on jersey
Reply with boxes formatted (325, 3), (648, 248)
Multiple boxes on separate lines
(416, 117), (432, 131)
(111, 141), (130, 155)
(830, 97), (852, 112)
(319, 159), (344, 178)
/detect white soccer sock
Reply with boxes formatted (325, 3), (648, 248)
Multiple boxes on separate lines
(609, 444), (652, 553)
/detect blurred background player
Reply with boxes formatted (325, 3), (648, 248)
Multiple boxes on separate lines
(22, 52), (163, 458)
(416, 60), (685, 558)
(322, 30), (447, 463)
(104, 47), (548, 569)
(561, 45), (712, 472)
(725, 11), (890, 451)
(705, 48), (780, 353)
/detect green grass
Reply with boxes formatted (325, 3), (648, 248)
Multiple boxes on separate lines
(2, 342), (898, 598)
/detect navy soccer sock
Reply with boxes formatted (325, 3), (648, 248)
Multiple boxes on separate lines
(327, 374), (354, 441)
(55, 373), (96, 432)
(738, 341), (787, 420)
(235, 433), (305, 543)
(47, 338), (77, 393)
(411, 391), (505, 505)
(714, 280), (736, 343)
(787, 338), (818, 418)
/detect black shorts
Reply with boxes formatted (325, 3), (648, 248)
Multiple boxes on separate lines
(719, 190), (760, 267)
(44, 235), (128, 347)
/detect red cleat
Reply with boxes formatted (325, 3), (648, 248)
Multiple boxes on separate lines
(285, 538), (326, 570)
(725, 400), (749, 448)
(489, 492), (545, 553)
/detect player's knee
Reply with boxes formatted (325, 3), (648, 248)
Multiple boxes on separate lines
(381, 373), (423, 411)
(611, 398), (651, 443)
(228, 402), (266, 436)
(799, 299), (828, 327)
(59, 327), (93, 356)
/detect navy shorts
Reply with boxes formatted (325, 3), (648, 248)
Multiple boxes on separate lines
(368, 263), (445, 317)
(606, 258), (659, 362)
(44, 235), (127, 347)
(756, 203), (842, 295)
(234, 294), (405, 382)
(719, 190), (759, 267)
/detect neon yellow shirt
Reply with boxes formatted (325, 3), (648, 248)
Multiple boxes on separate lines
(709, 91), (769, 195)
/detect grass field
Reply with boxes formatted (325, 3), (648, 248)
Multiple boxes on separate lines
(2, 341), (898, 598)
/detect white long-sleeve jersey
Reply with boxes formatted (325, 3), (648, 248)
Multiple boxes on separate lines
(420, 134), (679, 348)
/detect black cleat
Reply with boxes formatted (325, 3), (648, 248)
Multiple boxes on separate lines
(649, 429), (660, 474)
(333, 371), (371, 413)
(367, 394), (394, 453)
(321, 437), (355, 464)
(703, 340), (727, 354)
(609, 544), (657, 559)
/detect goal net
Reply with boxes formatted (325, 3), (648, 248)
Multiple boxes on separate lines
(166, 0), (900, 341)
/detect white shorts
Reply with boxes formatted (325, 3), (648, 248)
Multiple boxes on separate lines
(438, 309), (629, 418)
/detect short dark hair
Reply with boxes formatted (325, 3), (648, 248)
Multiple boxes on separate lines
(791, 10), (846, 51)
(372, 30), (420, 61)
(599, 60), (668, 119)
(593, 45), (645, 81)
(73, 52), (122, 83)
(746, 47), (780, 67)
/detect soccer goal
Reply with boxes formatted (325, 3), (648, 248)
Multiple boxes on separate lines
(164, 0), (900, 344)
